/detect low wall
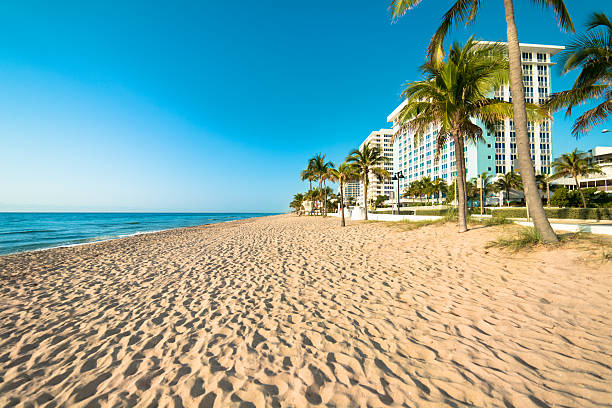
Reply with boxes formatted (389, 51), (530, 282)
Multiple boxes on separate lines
(365, 213), (442, 222)
(515, 221), (612, 235)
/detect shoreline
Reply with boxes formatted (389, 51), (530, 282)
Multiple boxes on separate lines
(0, 213), (278, 258)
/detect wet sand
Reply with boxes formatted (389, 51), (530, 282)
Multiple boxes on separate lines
(0, 214), (611, 407)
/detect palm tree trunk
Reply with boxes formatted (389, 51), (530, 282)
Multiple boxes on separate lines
(546, 181), (550, 207)
(340, 179), (346, 227)
(453, 135), (468, 232)
(503, 0), (558, 243)
(323, 180), (327, 217)
(574, 175), (587, 208)
(506, 188), (510, 206)
(363, 175), (368, 221)
(309, 180), (313, 215)
(318, 180), (322, 215)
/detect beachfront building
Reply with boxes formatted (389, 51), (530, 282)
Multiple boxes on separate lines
(551, 146), (612, 192)
(356, 129), (394, 206)
(388, 42), (563, 192)
(341, 181), (360, 202)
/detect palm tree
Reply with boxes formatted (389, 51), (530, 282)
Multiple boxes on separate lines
(495, 171), (522, 206)
(550, 149), (603, 208)
(309, 153), (335, 216)
(535, 174), (551, 206)
(290, 193), (305, 213)
(472, 171), (494, 208)
(431, 178), (447, 204)
(405, 180), (422, 202)
(329, 162), (360, 227)
(418, 177), (432, 204)
(546, 12), (611, 137)
(466, 179), (478, 207)
(389, 0), (572, 241)
(301, 165), (316, 215)
(395, 39), (541, 232)
(347, 143), (390, 220)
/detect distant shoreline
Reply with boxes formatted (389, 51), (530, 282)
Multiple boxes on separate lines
(0, 212), (279, 257)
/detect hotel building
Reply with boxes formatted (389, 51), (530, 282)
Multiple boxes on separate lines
(356, 129), (395, 206)
(387, 42), (563, 193)
(342, 181), (360, 201)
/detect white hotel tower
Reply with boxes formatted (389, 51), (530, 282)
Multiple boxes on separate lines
(356, 129), (395, 206)
(387, 42), (563, 193)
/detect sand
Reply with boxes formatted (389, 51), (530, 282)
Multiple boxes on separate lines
(0, 214), (611, 407)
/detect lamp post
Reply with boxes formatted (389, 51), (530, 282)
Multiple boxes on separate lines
(392, 171), (405, 214)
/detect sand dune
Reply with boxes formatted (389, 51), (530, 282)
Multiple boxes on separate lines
(0, 214), (611, 407)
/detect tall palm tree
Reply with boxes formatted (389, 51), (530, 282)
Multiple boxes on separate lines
(389, 0), (572, 241)
(347, 143), (390, 220)
(495, 171), (522, 206)
(546, 12), (611, 137)
(309, 153), (335, 216)
(431, 178), (447, 204)
(395, 39), (541, 232)
(329, 162), (360, 227)
(550, 149), (603, 208)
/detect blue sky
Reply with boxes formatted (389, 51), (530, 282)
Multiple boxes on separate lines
(0, 0), (610, 212)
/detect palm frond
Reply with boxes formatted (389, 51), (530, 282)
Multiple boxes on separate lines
(586, 12), (612, 31)
(389, 0), (423, 20)
(530, 0), (575, 32)
(427, 0), (482, 57)
(572, 99), (612, 137)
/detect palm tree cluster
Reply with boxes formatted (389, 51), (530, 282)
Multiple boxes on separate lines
(293, 2), (607, 238)
(403, 177), (447, 205)
(388, 0), (577, 242)
(394, 39), (548, 232)
(294, 143), (390, 225)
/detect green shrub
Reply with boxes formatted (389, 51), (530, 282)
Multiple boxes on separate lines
(490, 207), (612, 220)
(414, 208), (452, 216)
(550, 187), (569, 207)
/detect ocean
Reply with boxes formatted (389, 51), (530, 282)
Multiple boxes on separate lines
(0, 212), (275, 255)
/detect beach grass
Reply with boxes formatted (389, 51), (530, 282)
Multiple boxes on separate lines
(487, 226), (545, 252)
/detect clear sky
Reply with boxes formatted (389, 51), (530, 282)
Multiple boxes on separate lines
(0, 0), (610, 212)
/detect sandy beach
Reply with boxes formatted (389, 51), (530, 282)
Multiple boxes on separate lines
(0, 214), (611, 407)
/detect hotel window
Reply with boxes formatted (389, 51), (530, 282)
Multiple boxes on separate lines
(538, 75), (548, 88)
(524, 87), (534, 103)
(522, 52), (532, 61)
(537, 53), (547, 62)
(537, 65), (547, 76)
(538, 87), (548, 104)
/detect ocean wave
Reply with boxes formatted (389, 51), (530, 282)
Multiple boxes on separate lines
(0, 229), (56, 235)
